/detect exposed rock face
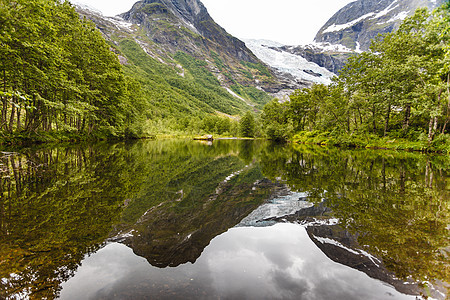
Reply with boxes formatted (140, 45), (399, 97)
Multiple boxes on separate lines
(267, 201), (446, 299)
(75, 0), (290, 97)
(259, 0), (445, 75)
(306, 225), (425, 297)
(314, 0), (445, 51)
(120, 0), (258, 64)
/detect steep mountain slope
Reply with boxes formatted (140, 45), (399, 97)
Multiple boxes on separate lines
(119, 0), (256, 65)
(315, 0), (445, 51)
(74, 0), (293, 120)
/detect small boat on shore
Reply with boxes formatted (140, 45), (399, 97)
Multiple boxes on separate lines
(193, 135), (213, 141)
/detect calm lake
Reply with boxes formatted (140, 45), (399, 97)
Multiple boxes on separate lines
(0, 139), (448, 299)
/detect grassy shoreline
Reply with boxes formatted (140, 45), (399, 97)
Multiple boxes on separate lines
(292, 131), (450, 154)
(1, 130), (448, 155)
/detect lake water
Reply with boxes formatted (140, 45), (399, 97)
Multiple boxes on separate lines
(0, 139), (448, 299)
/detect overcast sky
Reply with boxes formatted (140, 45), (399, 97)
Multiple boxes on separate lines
(72, 0), (355, 45)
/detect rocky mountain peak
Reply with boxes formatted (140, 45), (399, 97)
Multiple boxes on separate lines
(118, 0), (259, 64)
(314, 0), (445, 51)
(121, 0), (207, 28)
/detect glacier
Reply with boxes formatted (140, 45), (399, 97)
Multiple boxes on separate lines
(244, 39), (336, 86)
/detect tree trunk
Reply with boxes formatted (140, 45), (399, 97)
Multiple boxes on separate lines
(55, 110), (59, 131)
(1, 69), (7, 130)
(428, 116), (436, 143)
(357, 106), (363, 126)
(372, 104), (377, 134)
(9, 99), (15, 133)
(443, 73), (450, 134)
(384, 99), (391, 137)
(16, 107), (21, 132)
(402, 104), (411, 131)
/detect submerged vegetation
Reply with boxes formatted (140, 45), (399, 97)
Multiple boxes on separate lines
(259, 5), (450, 152)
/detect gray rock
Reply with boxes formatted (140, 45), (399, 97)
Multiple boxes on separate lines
(314, 0), (445, 51)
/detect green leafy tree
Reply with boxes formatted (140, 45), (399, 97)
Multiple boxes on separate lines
(260, 99), (292, 141)
(239, 111), (255, 138)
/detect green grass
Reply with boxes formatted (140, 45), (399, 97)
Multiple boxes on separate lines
(292, 131), (450, 153)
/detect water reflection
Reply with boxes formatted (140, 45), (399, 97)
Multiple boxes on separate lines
(259, 145), (449, 291)
(0, 140), (447, 299)
(61, 224), (416, 300)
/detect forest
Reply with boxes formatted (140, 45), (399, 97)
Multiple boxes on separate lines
(0, 0), (150, 141)
(0, 0), (264, 143)
(260, 4), (450, 152)
(1, 0), (449, 152)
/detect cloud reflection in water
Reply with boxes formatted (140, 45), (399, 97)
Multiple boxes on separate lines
(60, 223), (415, 300)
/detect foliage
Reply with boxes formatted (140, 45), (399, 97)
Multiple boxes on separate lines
(0, 1), (272, 143)
(259, 5), (450, 152)
(259, 144), (449, 285)
(0, 0), (148, 141)
(239, 112), (256, 138)
(260, 99), (293, 141)
(0, 140), (447, 298)
(0, 139), (277, 298)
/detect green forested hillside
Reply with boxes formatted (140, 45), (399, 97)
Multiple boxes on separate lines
(260, 5), (450, 152)
(0, 0), (273, 143)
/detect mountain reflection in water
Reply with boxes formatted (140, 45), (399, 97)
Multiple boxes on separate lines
(0, 140), (447, 299)
(60, 224), (416, 300)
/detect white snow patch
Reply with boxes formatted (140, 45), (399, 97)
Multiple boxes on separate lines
(378, 11), (409, 24)
(315, 236), (361, 255)
(225, 88), (254, 107)
(106, 16), (135, 32)
(71, 1), (103, 15)
(309, 42), (353, 53)
(183, 21), (200, 35)
(388, 11), (409, 22)
(359, 249), (382, 267)
(244, 39), (336, 85)
(371, 1), (399, 19)
(120, 230), (135, 238)
(304, 218), (340, 227)
(355, 42), (362, 53)
(237, 192), (313, 227)
(323, 12), (376, 33)
(314, 236), (381, 267)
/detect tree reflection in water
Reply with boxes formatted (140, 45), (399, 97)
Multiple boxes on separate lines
(259, 144), (448, 295)
(0, 140), (447, 299)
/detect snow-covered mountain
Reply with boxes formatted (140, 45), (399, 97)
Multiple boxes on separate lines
(255, 0), (446, 78)
(244, 39), (336, 88)
(314, 0), (445, 51)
